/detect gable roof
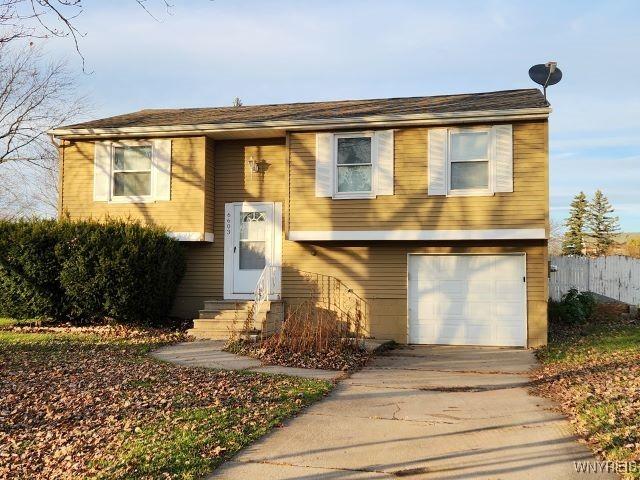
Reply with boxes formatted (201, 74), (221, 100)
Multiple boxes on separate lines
(51, 88), (549, 138)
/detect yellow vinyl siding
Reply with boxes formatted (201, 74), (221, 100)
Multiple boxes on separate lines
(170, 133), (547, 347)
(282, 240), (547, 347)
(172, 138), (287, 316)
(288, 121), (548, 232)
(60, 136), (209, 233)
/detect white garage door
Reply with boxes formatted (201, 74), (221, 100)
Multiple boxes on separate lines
(408, 254), (527, 346)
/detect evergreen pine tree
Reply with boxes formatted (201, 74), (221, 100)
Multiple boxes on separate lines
(561, 191), (588, 255)
(587, 189), (620, 256)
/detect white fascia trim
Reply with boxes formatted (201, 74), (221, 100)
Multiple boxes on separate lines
(167, 231), (214, 242)
(49, 107), (551, 139)
(288, 228), (547, 241)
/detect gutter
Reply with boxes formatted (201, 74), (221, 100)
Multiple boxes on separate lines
(49, 107), (551, 139)
(48, 133), (64, 217)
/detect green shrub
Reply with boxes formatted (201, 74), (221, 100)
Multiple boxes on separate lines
(0, 218), (186, 325)
(549, 288), (597, 325)
(0, 219), (66, 319)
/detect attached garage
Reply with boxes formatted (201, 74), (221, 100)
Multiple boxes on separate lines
(408, 254), (527, 346)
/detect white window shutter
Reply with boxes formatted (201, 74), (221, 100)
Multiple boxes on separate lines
(93, 141), (111, 201)
(376, 130), (394, 196)
(315, 133), (333, 197)
(153, 139), (172, 201)
(494, 124), (513, 193)
(428, 128), (447, 196)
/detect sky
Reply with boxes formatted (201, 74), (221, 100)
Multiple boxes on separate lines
(45, 0), (640, 230)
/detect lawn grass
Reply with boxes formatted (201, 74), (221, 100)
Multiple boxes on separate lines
(0, 322), (332, 480)
(538, 322), (640, 364)
(0, 317), (44, 328)
(0, 317), (15, 327)
(534, 308), (640, 479)
(0, 329), (101, 345)
(98, 380), (329, 479)
(0, 317), (57, 336)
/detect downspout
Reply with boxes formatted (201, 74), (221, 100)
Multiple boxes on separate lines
(48, 133), (63, 219)
(285, 131), (290, 239)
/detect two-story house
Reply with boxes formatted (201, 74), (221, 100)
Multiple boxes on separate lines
(51, 88), (550, 347)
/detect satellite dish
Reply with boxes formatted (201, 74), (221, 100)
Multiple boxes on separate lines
(529, 62), (562, 103)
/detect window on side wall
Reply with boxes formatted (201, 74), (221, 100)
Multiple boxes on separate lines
(447, 128), (492, 195)
(334, 133), (374, 198)
(112, 145), (152, 198)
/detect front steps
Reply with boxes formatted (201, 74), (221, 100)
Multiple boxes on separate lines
(187, 300), (284, 340)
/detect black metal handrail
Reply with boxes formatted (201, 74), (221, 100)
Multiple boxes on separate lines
(294, 269), (370, 335)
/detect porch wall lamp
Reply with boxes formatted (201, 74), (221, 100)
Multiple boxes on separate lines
(248, 156), (269, 174)
(248, 156), (260, 173)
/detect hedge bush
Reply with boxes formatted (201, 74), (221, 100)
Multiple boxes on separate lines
(548, 288), (597, 325)
(0, 218), (186, 325)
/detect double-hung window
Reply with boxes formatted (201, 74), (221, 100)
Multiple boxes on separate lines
(112, 145), (153, 199)
(94, 139), (171, 203)
(314, 130), (394, 199)
(447, 128), (492, 195)
(334, 133), (374, 197)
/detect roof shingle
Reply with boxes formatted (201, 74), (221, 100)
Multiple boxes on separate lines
(63, 88), (546, 130)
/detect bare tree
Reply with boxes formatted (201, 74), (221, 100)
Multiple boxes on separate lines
(0, 2), (174, 41)
(1, 1), (83, 43)
(0, 146), (57, 218)
(0, 44), (82, 165)
(0, 1), (173, 68)
(0, 44), (83, 217)
(0, 0), (173, 217)
(548, 218), (564, 256)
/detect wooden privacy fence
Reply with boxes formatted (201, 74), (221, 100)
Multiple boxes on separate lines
(549, 255), (640, 305)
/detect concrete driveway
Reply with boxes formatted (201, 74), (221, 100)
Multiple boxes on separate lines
(212, 346), (614, 479)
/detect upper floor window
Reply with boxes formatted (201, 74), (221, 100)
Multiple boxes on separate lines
(315, 130), (394, 199)
(335, 133), (373, 196)
(448, 129), (491, 194)
(113, 145), (152, 198)
(428, 124), (512, 197)
(93, 139), (172, 203)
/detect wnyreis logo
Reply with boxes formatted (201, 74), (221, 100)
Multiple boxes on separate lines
(574, 461), (638, 474)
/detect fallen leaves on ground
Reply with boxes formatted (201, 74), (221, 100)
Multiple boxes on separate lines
(226, 339), (371, 371)
(532, 304), (640, 478)
(0, 325), (332, 480)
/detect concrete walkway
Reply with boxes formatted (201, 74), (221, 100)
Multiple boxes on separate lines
(151, 341), (343, 381)
(212, 345), (614, 479)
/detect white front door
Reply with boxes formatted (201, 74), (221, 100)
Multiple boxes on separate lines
(408, 254), (527, 346)
(224, 202), (281, 298)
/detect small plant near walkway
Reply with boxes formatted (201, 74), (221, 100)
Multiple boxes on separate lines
(0, 320), (332, 479)
(548, 288), (597, 325)
(226, 301), (370, 371)
(533, 303), (640, 479)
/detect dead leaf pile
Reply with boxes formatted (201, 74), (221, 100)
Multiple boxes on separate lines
(226, 340), (371, 371)
(532, 308), (640, 475)
(0, 326), (330, 479)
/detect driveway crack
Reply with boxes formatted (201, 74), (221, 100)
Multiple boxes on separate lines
(370, 366), (526, 375)
(345, 382), (528, 392)
(391, 402), (401, 421)
(304, 411), (452, 425)
(233, 458), (391, 476)
(234, 458), (437, 478)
